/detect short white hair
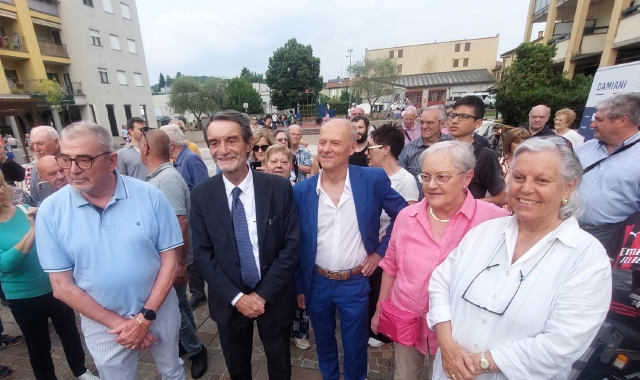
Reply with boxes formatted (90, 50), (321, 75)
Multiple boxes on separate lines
(159, 124), (187, 146)
(169, 119), (185, 129)
(419, 141), (475, 172)
(31, 125), (60, 141)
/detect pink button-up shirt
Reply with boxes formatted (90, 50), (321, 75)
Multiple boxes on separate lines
(379, 191), (509, 354)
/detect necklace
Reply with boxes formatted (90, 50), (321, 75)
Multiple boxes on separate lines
(429, 206), (450, 223)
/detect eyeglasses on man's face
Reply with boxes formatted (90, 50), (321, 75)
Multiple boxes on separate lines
(56, 152), (111, 170)
(446, 113), (479, 122)
(277, 137), (289, 143)
(417, 172), (464, 185)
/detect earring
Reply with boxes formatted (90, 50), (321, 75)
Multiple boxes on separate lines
(561, 198), (568, 205)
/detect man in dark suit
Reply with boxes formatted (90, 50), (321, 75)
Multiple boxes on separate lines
(293, 119), (407, 380)
(190, 110), (300, 380)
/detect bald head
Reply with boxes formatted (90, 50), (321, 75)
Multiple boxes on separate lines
(145, 129), (171, 160)
(37, 155), (67, 191)
(528, 105), (551, 134)
(30, 126), (60, 159)
(350, 107), (365, 120)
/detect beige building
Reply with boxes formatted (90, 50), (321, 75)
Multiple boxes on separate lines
(0, 0), (155, 151)
(522, 0), (640, 78)
(365, 35), (500, 76)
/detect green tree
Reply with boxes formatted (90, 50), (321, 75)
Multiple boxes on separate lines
(165, 75), (173, 87)
(240, 67), (264, 83)
(224, 77), (264, 113)
(339, 89), (350, 103)
(348, 57), (397, 113)
(176, 72), (182, 78)
(158, 73), (165, 89)
(38, 79), (64, 111)
(495, 42), (592, 126)
(265, 38), (323, 110)
(169, 76), (227, 127)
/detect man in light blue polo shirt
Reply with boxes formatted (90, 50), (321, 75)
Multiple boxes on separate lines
(35, 121), (186, 380)
(577, 93), (640, 257)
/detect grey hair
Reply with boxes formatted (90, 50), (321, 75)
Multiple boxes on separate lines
(169, 119), (185, 129)
(207, 110), (252, 144)
(404, 106), (417, 116)
(31, 125), (60, 141)
(529, 105), (551, 116)
(159, 124), (187, 146)
(511, 137), (584, 219)
(419, 141), (476, 172)
(61, 121), (113, 153)
(596, 92), (640, 125)
(425, 105), (446, 121)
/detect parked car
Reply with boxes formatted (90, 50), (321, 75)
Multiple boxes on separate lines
(484, 94), (496, 108)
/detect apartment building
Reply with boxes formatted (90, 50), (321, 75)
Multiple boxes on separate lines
(522, 0), (640, 78)
(0, 0), (155, 152)
(364, 36), (500, 108)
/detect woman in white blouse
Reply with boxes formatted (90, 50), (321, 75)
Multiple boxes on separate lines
(553, 108), (584, 150)
(428, 137), (612, 380)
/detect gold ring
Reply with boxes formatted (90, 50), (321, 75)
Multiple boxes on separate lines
(451, 376), (456, 379)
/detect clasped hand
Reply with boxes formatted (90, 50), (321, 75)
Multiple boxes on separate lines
(108, 315), (156, 350)
(236, 292), (266, 318)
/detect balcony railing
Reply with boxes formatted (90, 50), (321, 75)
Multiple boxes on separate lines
(62, 82), (84, 96)
(38, 40), (69, 58)
(0, 0), (15, 4)
(0, 35), (28, 53)
(27, 0), (59, 16)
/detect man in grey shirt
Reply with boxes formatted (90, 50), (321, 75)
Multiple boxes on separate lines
(117, 117), (149, 180)
(140, 129), (208, 379)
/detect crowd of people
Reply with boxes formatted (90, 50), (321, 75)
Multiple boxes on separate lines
(0, 92), (638, 380)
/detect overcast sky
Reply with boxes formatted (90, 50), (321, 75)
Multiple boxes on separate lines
(136, 0), (545, 85)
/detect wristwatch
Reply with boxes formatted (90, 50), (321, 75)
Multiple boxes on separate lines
(479, 352), (490, 373)
(139, 308), (157, 321)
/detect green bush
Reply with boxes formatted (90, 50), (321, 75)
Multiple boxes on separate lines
(327, 99), (348, 115)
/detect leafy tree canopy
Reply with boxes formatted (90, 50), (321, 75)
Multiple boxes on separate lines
(168, 76), (227, 124)
(348, 57), (398, 113)
(495, 42), (592, 126)
(240, 67), (265, 84)
(224, 77), (264, 114)
(265, 38), (323, 110)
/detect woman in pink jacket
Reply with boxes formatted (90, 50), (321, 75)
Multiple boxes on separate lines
(371, 141), (508, 380)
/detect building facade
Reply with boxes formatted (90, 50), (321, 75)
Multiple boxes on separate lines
(365, 35), (500, 76)
(0, 0), (155, 151)
(523, 0), (640, 78)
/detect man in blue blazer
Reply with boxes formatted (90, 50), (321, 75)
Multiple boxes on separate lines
(293, 119), (407, 380)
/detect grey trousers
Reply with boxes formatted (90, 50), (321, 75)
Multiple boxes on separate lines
(80, 289), (185, 380)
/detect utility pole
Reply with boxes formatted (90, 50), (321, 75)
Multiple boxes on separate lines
(347, 49), (353, 106)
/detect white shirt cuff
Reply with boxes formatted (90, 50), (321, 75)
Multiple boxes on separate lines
(427, 305), (451, 330)
(231, 292), (244, 306)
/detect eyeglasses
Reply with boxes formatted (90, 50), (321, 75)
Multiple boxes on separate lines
(252, 144), (271, 152)
(446, 113), (480, 122)
(538, 135), (573, 150)
(417, 172), (464, 184)
(140, 126), (150, 133)
(366, 145), (385, 151)
(277, 138), (289, 143)
(56, 152), (111, 169)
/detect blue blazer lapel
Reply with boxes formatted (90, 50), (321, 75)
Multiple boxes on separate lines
(349, 166), (369, 244)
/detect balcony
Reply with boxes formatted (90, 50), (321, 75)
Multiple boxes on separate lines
(0, 34), (27, 53)
(613, 9), (640, 49)
(62, 82), (84, 96)
(0, 0), (14, 4)
(27, 0), (59, 16)
(7, 79), (41, 95)
(38, 40), (68, 58)
(554, 39), (569, 62)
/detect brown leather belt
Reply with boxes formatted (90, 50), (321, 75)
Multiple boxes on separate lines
(314, 265), (363, 280)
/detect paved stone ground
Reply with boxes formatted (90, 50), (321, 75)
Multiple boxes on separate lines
(0, 300), (431, 379)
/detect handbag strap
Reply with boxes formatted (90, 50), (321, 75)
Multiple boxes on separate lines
(17, 204), (28, 214)
(583, 139), (640, 174)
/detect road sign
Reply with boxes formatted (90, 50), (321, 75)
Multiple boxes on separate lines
(243, 103), (248, 109)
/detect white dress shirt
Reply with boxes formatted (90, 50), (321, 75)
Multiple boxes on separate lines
(428, 216), (611, 380)
(315, 170), (368, 271)
(223, 168), (260, 306)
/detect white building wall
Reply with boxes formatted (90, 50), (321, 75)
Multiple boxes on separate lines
(57, 0), (156, 136)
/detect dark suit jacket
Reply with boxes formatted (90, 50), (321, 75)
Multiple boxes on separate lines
(190, 170), (300, 327)
(293, 165), (408, 302)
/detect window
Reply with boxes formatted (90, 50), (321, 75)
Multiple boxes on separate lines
(396, 64), (403, 75)
(133, 72), (143, 87)
(389, 50), (394, 58)
(453, 59), (459, 68)
(83, 0), (94, 6)
(109, 34), (121, 50)
(124, 104), (132, 120)
(90, 104), (97, 123)
(127, 39), (137, 54)
(465, 42), (471, 52)
(463, 58), (469, 67)
(398, 49), (403, 58)
(428, 89), (447, 102)
(405, 91), (422, 106)
(98, 68), (109, 83)
(103, 0), (113, 13)
(117, 70), (127, 85)
(120, 3), (130, 19)
(90, 29), (101, 46)
(455, 43), (461, 52)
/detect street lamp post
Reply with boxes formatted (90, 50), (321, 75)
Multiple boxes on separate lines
(347, 49), (353, 107)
